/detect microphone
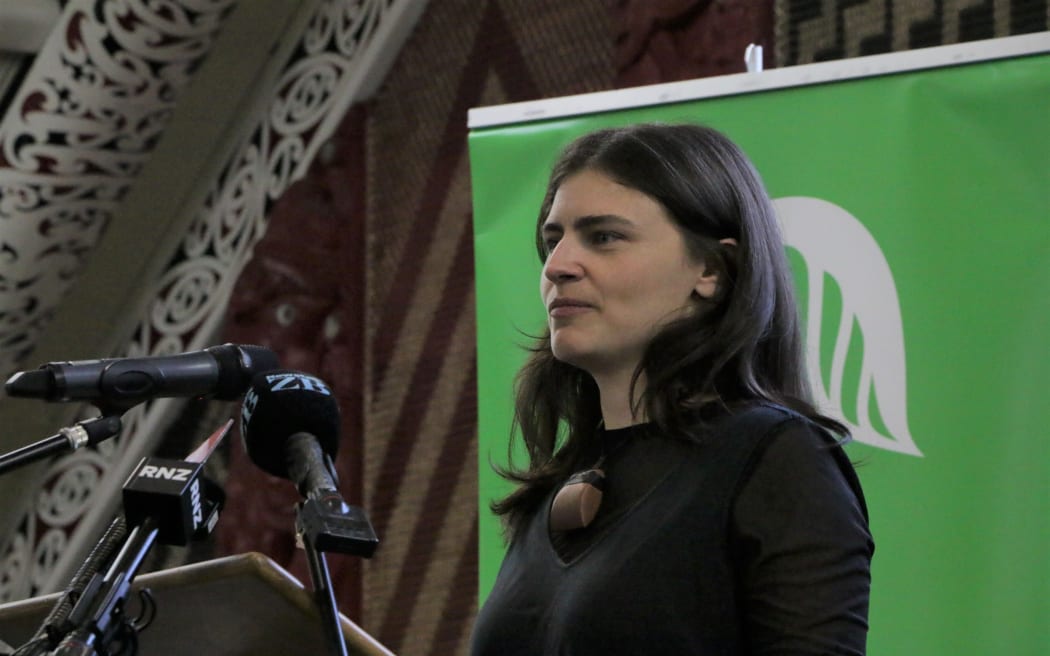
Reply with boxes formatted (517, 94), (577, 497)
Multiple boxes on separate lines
(240, 370), (341, 492)
(4, 343), (279, 412)
(241, 370), (377, 557)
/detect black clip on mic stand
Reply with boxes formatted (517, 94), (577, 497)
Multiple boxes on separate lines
(294, 453), (379, 656)
(0, 416), (123, 476)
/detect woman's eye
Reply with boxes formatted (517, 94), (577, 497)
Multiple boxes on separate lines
(590, 231), (621, 245)
(543, 238), (560, 253)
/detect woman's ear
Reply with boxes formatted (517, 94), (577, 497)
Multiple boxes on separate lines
(694, 238), (737, 299)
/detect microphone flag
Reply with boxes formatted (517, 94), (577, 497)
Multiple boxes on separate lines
(121, 419), (232, 546)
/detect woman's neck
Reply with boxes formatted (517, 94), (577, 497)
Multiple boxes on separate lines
(595, 369), (647, 429)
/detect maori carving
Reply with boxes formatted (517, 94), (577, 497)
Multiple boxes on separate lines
(0, 0), (403, 602)
(615, 0), (774, 84)
(0, 0), (236, 377)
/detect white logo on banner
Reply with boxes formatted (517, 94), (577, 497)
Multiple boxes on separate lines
(774, 196), (922, 457)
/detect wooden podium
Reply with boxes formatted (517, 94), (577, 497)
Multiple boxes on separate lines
(0, 552), (394, 655)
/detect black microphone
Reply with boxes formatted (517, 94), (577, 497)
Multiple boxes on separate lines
(241, 370), (378, 557)
(240, 370), (341, 492)
(4, 343), (279, 412)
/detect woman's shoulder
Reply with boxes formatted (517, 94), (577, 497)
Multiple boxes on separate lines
(721, 402), (870, 523)
(683, 401), (829, 451)
(718, 400), (830, 435)
(700, 401), (851, 456)
(648, 403), (831, 488)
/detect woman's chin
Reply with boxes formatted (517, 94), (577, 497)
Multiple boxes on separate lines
(552, 347), (619, 380)
(550, 342), (591, 370)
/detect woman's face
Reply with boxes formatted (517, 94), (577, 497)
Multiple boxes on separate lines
(540, 168), (715, 381)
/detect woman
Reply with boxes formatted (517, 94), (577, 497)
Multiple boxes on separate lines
(471, 124), (873, 655)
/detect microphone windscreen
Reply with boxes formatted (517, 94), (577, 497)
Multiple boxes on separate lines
(209, 344), (281, 400)
(240, 370), (341, 479)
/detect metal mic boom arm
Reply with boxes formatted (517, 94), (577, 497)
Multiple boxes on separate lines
(0, 416), (123, 477)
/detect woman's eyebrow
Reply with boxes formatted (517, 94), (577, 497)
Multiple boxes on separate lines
(542, 214), (632, 235)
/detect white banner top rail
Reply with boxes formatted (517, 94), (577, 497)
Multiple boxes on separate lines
(467, 31), (1050, 129)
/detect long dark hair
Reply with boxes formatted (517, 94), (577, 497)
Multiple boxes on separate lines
(492, 123), (846, 536)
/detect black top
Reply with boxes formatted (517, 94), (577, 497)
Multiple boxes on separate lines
(471, 404), (874, 655)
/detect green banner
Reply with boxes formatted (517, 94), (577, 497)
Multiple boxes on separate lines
(470, 47), (1049, 654)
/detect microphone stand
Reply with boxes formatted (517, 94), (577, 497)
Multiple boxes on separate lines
(11, 517), (129, 656)
(295, 496), (379, 656)
(2, 519), (160, 656)
(0, 416), (123, 476)
(302, 538), (348, 656)
(47, 518), (160, 656)
(13, 421), (231, 655)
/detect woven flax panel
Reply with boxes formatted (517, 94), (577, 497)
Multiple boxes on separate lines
(362, 1), (613, 653)
(776, 0), (1049, 66)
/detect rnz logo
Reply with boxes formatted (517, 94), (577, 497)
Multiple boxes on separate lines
(188, 477), (203, 530)
(138, 464), (193, 482)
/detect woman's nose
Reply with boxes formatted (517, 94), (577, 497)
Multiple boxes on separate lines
(543, 239), (584, 282)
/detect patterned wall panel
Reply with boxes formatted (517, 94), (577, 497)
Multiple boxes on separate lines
(218, 106), (370, 621)
(776, 0), (1049, 66)
(361, 1), (612, 653)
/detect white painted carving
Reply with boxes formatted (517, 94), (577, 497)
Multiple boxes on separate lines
(775, 196), (922, 456)
(0, 0), (236, 377)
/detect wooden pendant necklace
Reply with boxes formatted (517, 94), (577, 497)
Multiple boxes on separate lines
(549, 428), (630, 532)
(549, 456), (607, 532)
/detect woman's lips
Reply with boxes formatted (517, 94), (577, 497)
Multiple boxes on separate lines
(548, 299), (593, 317)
